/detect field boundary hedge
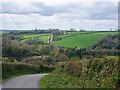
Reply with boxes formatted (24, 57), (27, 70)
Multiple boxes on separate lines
(2, 62), (54, 80)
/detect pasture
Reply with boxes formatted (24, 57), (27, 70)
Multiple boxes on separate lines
(19, 31), (117, 48)
(54, 31), (117, 48)
(21, 34), (51, 43)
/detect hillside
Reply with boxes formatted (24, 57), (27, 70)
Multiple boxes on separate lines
(54, 32), (117, 48)
(91, 34), (119, 50)
(21, 34), (51, 43)
(2, 31), (119, 86)
(40, 56), (119, 88)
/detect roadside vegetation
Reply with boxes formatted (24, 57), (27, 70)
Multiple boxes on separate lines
(40, 56), (118, 88)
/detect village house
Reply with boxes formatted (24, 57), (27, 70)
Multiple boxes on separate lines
(51, 29), (67, 36)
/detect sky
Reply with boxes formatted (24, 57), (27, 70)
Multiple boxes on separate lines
(0, 0), (119, 31)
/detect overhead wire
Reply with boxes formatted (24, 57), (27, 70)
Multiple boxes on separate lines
(2, 6), (23, 30)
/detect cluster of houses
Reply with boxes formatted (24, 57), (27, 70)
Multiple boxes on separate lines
(33, 28), (77, 44)
(47, 28), (68, 44)
(51, 28), (68, 36)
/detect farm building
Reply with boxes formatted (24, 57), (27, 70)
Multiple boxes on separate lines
(51, 29), (67, 36)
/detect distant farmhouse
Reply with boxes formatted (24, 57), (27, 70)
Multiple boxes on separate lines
(51, 28), (60, 36)
(51, 28), (67, 36)
(47, 28), (68, 44)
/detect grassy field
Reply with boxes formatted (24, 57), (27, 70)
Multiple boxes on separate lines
(21, 34), (51, 43)
(55, 33), (105, 48)
(19, 31), (118, 48)
(38, 35), (50, 42)
(54, 32), (118, 48)
(92, 32), (118, 35)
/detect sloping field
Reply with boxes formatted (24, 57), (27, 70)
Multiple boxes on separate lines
(92, 32), (118, 35)
(20, 32), (118, 48)
(21, 34), (51, 43)
(54, 32), (117, 48)
(38, 35), (50, 42)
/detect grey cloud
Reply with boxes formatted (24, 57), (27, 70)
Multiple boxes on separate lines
(1, 2), (69, 16)
(64, 2), (118, 20)
(40, 7), (68, 16)
(90, 2), (118, 20)
(1, 2), (118, 20)
(1, 2), (42, 14)
(32, 2), (69, 16)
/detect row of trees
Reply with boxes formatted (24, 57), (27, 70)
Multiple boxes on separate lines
(92, 35), (119, 50)
(9, 30), (51, 35)
(2, 36), (40, 60)
(25, 37), (44, 45)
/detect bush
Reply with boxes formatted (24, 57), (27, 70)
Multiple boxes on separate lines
(25, 37), (44, 45)
(40, 56), (119, 88)
(2, 62), (54, 80)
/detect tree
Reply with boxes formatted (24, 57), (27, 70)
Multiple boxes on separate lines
(25, 37), (44, 45)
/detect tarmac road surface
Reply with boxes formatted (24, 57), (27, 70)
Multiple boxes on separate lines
(2, 74), (47, 88)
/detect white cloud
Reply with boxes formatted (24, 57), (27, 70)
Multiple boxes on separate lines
(2, 0), (119, 2)
(1, 0), (118, 30)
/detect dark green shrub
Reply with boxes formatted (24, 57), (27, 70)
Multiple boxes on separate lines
(2, 62), (54, 80)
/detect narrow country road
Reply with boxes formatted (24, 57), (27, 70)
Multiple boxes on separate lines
(2, 74), (47, 88)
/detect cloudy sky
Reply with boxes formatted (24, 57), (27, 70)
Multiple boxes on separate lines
(0, 0), (119, 31)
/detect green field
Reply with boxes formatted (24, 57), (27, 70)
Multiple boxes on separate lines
(54, 32), (117, 48)
(38, 35), (50, 42)
(21, 34), (51, 43)
(19, 31), (118, 48)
